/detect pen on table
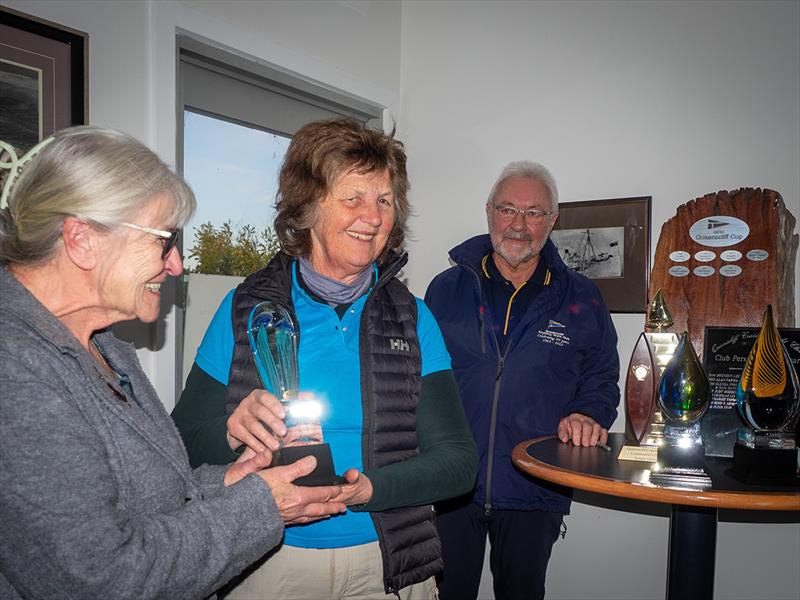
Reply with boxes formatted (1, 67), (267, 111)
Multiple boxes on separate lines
(595, 441), (612, 452)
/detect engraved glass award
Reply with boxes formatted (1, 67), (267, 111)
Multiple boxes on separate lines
(248, 301), (343, 485)
(650, 331), (713, 488)
(731, 305), (800, 481)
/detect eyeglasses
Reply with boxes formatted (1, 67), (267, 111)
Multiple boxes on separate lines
(489, 202), (555, 224)
(121, 222), (180, 259)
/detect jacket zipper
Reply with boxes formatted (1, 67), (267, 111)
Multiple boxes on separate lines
(456, 246), (557, 516)
(484, 355), (504, 516)
(478, 305), (487, 354)
(465, 265), (504, 516)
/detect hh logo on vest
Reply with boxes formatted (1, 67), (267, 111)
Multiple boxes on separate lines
(390, 338), (410, 352)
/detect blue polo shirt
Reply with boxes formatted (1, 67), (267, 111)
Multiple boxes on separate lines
(195, 263), (451, 548)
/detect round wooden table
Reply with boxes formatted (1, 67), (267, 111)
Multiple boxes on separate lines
(512, 433), (800, 600)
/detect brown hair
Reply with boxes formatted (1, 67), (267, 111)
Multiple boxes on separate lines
(274, 118), (409, 263)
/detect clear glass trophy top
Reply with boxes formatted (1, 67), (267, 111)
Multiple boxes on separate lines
(248, 301), (298, 400)
(248, 301), (322, 446)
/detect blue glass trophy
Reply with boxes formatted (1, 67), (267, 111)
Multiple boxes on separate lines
(650, 331), (713, 488)
(248, 301), (343, 486)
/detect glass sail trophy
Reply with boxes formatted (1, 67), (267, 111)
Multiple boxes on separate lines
(650, 331), (712, 488)
(732, 305), (800, 481)
(248, 301), (342, 485)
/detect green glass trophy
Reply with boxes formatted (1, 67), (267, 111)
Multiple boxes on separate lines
(650, 331), (713, 488)
(731, 305), (800, 482)
(248, 301), (343, 486)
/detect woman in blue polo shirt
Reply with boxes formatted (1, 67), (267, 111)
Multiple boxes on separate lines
(172, 119), (477, 600)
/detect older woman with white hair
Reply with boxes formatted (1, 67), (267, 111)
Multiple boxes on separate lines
(0, 127), (345, 600)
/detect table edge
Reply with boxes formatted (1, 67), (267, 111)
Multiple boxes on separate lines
(511, 436), (800, 511)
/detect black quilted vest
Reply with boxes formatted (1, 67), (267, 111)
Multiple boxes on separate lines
(225, 251), (442, 593)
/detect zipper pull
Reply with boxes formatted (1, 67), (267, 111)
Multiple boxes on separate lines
(496, 358), (504, 380)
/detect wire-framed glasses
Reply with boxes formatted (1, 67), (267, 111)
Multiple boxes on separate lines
(121, 222), (180, 259)
(489, 202), (555, 224)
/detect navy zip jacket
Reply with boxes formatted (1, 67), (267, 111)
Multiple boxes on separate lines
(425, 234), (620, 513)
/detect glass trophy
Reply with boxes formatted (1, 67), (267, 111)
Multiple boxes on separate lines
(625, 289), (679, 445)
(248, 301), (343, 486)
(650, 331), (713, 488)
(731, 305), (800, 481)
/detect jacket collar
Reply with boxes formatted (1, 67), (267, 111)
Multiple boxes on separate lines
(0, 267), (86, 357)
(0, 268), (140, 370)
(0, 266), (152, 386)
(375, 250), (408, 287)
(3, 268), (200, 480)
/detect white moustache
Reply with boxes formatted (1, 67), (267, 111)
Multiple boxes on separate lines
(503, 232), (533, 242)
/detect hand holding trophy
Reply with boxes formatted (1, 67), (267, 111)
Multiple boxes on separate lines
(248, 301), (344, 486)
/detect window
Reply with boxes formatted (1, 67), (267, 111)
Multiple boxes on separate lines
(182, 111), (288, 274)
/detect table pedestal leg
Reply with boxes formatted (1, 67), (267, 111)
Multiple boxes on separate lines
(666, 505), (718, 600)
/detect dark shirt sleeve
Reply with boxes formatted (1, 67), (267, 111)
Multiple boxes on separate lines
(354, 369), (478, 512)
(171, 363), (239, 468)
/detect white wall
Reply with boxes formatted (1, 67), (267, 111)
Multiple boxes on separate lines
(3, 1), (798, 598)
(399, 1), (800, 599)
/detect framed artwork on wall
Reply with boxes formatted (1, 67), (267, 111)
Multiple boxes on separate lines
(0, 6), (87, 151)
(550, 196), (651, 313)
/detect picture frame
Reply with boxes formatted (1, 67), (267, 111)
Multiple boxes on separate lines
(0, 6), (87, 151)
(551, 196), (651, 313)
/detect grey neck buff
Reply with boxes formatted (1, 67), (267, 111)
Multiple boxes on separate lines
(298, 256), (374, 307)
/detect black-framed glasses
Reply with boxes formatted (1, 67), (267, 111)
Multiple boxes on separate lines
(121, 222), (180, 259)
(488, 202), (555, 224)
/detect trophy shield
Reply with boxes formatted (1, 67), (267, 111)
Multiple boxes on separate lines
(248, 301), (343, 486)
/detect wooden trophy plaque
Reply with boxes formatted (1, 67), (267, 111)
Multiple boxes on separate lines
(648, 188), (798, 358)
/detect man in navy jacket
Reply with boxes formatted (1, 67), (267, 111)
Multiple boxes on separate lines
(425, 161), (620, 600)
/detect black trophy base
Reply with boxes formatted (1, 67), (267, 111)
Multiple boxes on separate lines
(727, 442), (800, 484)
(272, 443), (346, 486)
(650, 444), (712, 489)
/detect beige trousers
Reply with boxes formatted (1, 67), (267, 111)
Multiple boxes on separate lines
(226, 541), (438, 600)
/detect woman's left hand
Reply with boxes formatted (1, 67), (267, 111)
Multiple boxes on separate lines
(223, 446), (273, 487)
(333, 469), (374, 506)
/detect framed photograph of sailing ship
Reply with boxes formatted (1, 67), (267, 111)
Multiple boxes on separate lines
(0, 6), (87, 151)
(551, 196), (651, 313)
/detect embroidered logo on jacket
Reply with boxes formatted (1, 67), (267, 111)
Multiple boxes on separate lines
(537, 321), (571, 347)
(390, 338), (410, 352)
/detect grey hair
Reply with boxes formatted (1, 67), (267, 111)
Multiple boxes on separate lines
(0, 126), (195, 265)
(487, 161), (559, 213)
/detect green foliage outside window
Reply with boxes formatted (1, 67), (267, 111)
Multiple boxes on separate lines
(187, 221), (280, 276)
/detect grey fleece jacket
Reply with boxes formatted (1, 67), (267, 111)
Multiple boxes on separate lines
(0, 268), (283, 599)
